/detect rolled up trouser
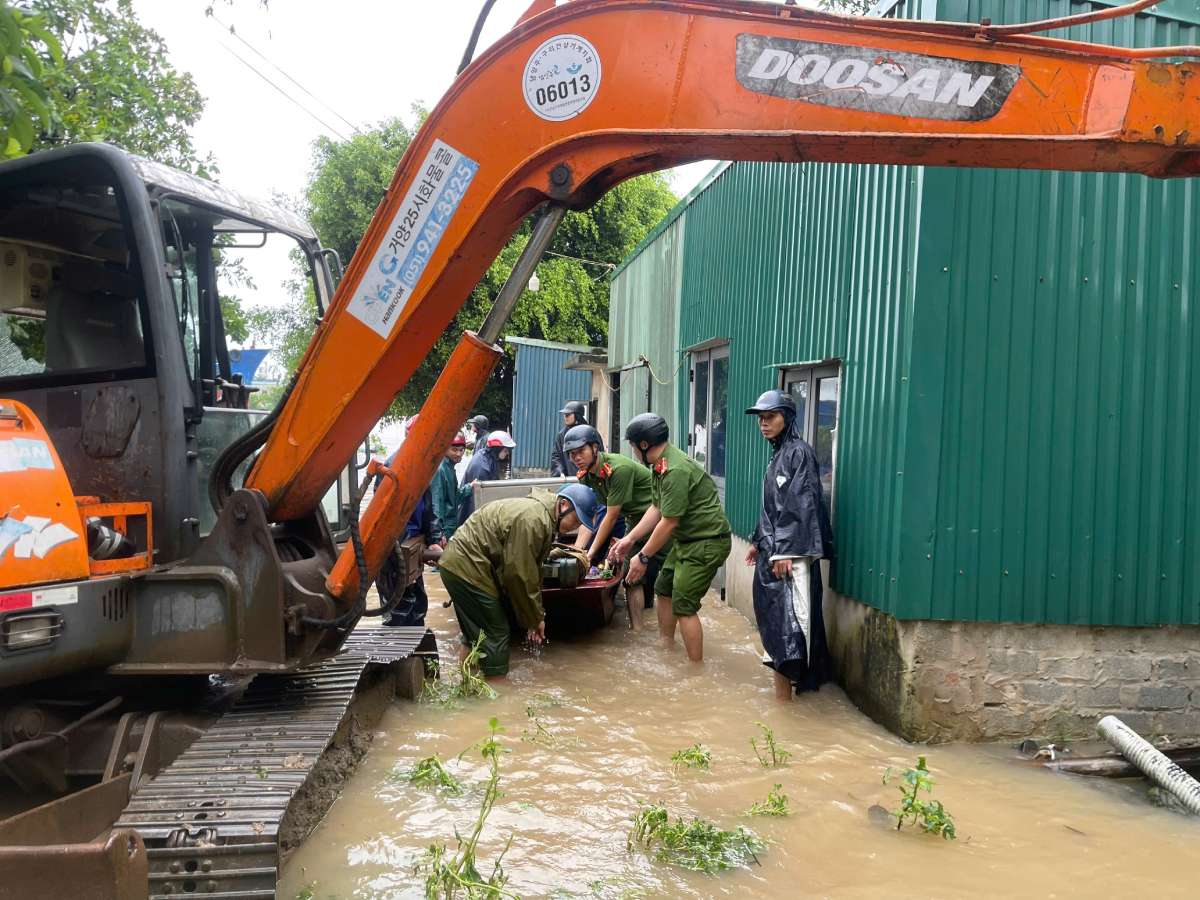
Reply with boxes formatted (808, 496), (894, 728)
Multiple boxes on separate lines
(439, 569), (511, 676)
(655, 533), (732, 617)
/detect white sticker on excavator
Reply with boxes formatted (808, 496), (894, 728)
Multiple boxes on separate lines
(347, 139), (479, 338)
(0, 437), (54, 473)
(0, 585), (78, 611)
(523, 34), (601, 122)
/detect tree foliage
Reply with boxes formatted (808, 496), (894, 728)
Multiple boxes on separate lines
(257, 115), (676, 427)
(0, 3), (60, 158)
(818, 0), (877, 14)
(34, 0), (209, 171)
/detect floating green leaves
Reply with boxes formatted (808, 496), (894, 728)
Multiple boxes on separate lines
(628, 804), (764, 874)
(746, 784), (790, 817)
(421, 633), (498, 708)
(670, 744), (711, 773)
(401, 754), (466, 797)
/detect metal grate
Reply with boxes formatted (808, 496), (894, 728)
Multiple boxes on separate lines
(101, 583), (131, 622)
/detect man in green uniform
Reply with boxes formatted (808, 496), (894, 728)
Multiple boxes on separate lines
(439, 489), (582, 678)
(431, 432), (469, 540)
(564, 423), (664, 631)
(612, 414), (731, 662)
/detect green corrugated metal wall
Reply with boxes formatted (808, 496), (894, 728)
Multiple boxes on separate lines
(660, 0), (1200, 626)
(679, 161), (922, 615)
(902, 0), (1200, 626)
(609, 207), (687, 442)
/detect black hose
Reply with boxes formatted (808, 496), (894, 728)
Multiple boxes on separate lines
(458, 0), (499, 74)
(299, 469), (406, 629)
(208, 373), (297, 516)
(0, 696), (123, 766)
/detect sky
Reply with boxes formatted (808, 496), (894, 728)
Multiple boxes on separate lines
(128, 0), (816, 449)
(127, 0), (743, 312)
(126, 1), (831, 307)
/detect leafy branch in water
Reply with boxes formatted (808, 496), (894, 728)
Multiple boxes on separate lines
(750, 722), (792, 768)
(416, 718), (518, 898)
(399, 754), (466, 796)
(670, 744), (711, 773)
(627, 804), (765, 874)
(421, 633), (498, 707)
(746, 784), (790, 817)
(883, 756), (957, 840)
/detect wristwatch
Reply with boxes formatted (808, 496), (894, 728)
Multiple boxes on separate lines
(637, 551), (650, 565)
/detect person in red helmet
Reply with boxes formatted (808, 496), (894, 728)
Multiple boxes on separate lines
(432, 432), (469, 540)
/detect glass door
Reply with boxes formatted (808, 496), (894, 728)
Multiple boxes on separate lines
(780, 363), (840, 519)
(688, 345), (730, 488)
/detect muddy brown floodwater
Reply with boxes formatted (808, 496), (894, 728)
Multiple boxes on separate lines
(279, 583), (1198, 899)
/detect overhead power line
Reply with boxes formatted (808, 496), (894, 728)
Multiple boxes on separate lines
(207, 9), (366, 138)
(217, 40), (352, 142)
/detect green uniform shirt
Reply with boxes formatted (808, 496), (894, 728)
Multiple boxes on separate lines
(438, 489), (559, 630)
(431, 456), (466, 538)
(652, 444), (730, 543)
(579, 451), (654, 529)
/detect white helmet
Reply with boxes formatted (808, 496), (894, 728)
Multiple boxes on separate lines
(485, 430), (516, 449)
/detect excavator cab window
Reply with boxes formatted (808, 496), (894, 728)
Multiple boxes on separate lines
(0, 180), (149, 386)
(152, 196), (348, 536)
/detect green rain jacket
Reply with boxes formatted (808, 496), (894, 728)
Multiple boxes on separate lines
(431, 456), (467, 539)
(439, 489), (559, 629)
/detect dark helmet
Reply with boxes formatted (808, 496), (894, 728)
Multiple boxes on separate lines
(625, 413), (670, 448)
(562, 424), (603, 454)
(745, 390), (796, 417)
(468, 414), (490, 432)
(558, 400), (587, 421)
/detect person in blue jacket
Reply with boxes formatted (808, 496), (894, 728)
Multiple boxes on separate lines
(458, 430), (516, 524)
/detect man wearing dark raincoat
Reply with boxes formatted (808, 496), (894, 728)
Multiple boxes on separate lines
(744, 390), (834, 697)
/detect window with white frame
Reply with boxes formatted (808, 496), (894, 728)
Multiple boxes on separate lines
(688, 345), (729, 485)
(780, 362), (840, 519)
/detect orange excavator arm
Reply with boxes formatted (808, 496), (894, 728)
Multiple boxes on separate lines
(239, 0), (1200, 604)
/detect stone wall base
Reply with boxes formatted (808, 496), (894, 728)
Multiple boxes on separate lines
(726, 536), (1200, 743)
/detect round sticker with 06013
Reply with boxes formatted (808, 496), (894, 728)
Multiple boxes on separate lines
(522, 34), (602, 122)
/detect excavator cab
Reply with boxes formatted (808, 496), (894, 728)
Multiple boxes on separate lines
(0, 144), (352, 691)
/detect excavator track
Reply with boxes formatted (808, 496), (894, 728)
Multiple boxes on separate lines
(114, 627), (435, 899)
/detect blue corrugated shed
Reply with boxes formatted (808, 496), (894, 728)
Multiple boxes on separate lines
(227, 348), (272, 385)
(506, 336), (601, 472)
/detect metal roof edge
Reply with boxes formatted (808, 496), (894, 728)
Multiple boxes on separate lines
(611, 161), (732, 280)
(1060, 0), (1200, 28)
(504, 335), (605, 353)
(564, 351), (608, 370)
(876, 0), (1200, 28)
(127, 153), (318, 242)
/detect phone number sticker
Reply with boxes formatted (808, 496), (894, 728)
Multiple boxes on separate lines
(347, 139), (479, 339)
(523, 34), (602, 122)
